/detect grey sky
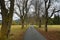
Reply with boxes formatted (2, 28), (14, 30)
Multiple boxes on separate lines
(0, 0), (60, 20)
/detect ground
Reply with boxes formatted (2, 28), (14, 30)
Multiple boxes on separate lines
(37, 25), (60, 40)
(0, 25), (60, 40)
(0, 25), (28, 40)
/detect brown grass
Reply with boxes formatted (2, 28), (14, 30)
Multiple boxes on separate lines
(0, 25), (28, 40)
(37, 25), (60, 40)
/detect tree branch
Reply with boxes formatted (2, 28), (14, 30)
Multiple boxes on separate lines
(14, 10), (20, 17)
(50, 10), (60, 18)
(16, 3), (22, 15)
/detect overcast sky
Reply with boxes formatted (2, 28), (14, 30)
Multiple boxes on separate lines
(0, 9), (20, 20)
(0, 0), (60, 20)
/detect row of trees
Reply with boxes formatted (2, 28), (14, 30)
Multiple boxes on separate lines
(0, 0), (60, 40)
(14, 0), (60, 31)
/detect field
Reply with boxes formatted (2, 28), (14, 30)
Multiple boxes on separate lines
(0, 25), (60, 40)
(37, 25), (60, 40)
(0, 25), (28, 40)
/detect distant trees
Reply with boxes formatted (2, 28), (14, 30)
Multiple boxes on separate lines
(52, 14), (60, 25)
(35, 0), (42, 28)
(0, 0), (14, 40)
(15, 0), (44, 28)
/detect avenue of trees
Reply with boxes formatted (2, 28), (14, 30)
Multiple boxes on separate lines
(0, 0), (60, 40)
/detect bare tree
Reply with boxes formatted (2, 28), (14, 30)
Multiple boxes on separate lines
(44, 0), (60, 32)
(34, 0), (43, 28)
(35, 0), (38, 25)
(0, 0), (14, 40)
(44, 0), (50, 32)
(15, 0), (30, 29)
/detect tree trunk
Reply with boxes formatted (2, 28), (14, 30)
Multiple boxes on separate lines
(0, 0), (14, 40)
(7, 17), (12, 38)
(45, 12), (48, 32)
(26, 21), (27, 27)
(21, 17), (24, 29)
(39, 19), (41, 28)
(1, 16), (9, 40)
(25, 14), (28, 27)
(1, 14), (13, 40)
(45, 19), (48, 32)
(35, 13), (37, 24)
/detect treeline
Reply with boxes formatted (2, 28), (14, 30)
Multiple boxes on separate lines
(7, 14), (60, 25)
(0, 14), (60, 25)
(12, 14), (60, 25)
(48, 14), (60, 25)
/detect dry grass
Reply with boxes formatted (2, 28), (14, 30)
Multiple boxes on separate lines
(0, 25), (28, 40)
(37, 25), (60, 40)
(0, 25), (60, 40)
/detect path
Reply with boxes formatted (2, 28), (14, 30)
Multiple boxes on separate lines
(24, 25), (46, 40)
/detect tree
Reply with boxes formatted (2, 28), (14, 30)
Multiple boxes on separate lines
(35, 0), (38, 25)
(34, 0), (43, 28)
(0, 0), (14, 40)
(44, 0), (51, 32)
(44, 0), (60, 32)
(14, 0), (25, 29)
(15, 0), (31, 28)
(37, 1), (43, 28)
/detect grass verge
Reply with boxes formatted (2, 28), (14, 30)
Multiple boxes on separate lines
(0, 25), (28, 40)
(36, 25), (60, 40)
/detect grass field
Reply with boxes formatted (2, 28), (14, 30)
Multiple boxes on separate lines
(0, 25), (29, 40)
(35, 25), (60, 31)
(37, 25), (60, 40)
(0, 25), (60, 40)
